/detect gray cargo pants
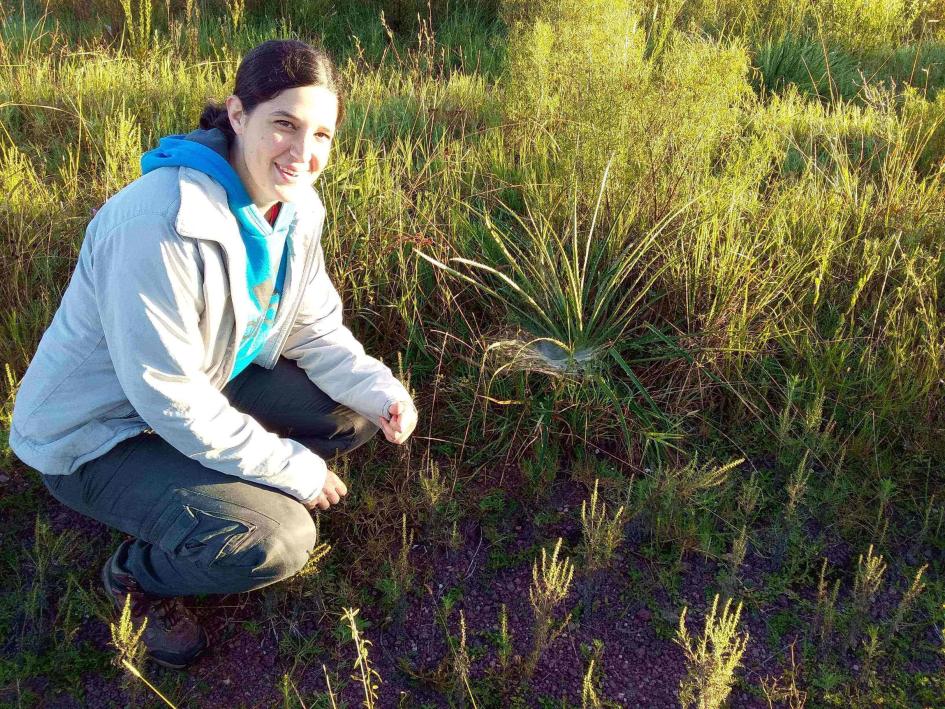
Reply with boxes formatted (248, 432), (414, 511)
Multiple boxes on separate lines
(41, 358), (378, 597)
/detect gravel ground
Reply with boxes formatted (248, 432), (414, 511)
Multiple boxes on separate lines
(6, 469), (941, 708)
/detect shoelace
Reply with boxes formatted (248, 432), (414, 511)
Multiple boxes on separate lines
(149, 597), (189, 631)
(119, 584), (189, 632)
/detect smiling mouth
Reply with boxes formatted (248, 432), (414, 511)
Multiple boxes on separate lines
(276, 164), (304, 182)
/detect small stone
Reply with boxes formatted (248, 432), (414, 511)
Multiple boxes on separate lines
(635, 608), (652, 622)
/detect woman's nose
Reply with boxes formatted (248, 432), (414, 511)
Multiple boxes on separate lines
(290, 133), (318, 165)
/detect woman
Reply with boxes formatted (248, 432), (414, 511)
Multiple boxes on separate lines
(10, 40), (417, 668)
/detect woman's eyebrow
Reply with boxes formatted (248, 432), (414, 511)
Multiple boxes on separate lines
(270, 109), (301, 122)
(270, 109), (333, 133)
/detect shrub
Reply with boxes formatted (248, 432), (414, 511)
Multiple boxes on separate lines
(820, 0), (926, 52)
(501, 0), (651, 194)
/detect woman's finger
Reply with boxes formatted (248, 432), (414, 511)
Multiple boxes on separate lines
(378, 416), (396, 442)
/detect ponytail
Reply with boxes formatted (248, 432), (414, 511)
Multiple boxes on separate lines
(198, 102), (236, 142)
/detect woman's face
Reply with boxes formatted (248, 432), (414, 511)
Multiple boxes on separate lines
(226, 85), (338, 210)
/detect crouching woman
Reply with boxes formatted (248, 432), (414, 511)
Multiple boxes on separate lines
(10, 39), (417, 668)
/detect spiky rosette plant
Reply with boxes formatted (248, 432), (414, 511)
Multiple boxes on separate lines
(419, 162), (673, 376)
(418, 164), (688, 461)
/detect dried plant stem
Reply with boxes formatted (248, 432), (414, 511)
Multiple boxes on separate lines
(119, 660), (178, 708)
(322, 664), (339, 709)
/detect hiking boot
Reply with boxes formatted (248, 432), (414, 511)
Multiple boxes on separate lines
(101, 540), (209, 669)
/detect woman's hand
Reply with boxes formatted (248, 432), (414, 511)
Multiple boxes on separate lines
(302, 470), (348, 512)
(379, 400), (417, 445)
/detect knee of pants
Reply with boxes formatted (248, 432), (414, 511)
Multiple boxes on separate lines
(230, 503), (317, 584)
(347, 412), (380, 450)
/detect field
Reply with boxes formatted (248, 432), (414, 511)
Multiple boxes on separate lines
(2, 0), (945, 706)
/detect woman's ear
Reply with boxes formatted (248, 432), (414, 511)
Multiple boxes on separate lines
(224, 95), (245, 136)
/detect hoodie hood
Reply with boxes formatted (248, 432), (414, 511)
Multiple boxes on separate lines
(140, 128), (295, 238)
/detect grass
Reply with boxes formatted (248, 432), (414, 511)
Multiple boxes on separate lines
(1, 0), (945, 705)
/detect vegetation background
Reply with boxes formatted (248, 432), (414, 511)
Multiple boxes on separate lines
(2, 0), (945, 706)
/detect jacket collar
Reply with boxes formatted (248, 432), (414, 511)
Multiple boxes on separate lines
(174, 166), (325, 250)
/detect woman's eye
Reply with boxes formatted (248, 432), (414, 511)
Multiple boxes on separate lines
(276, 120), (295, 129)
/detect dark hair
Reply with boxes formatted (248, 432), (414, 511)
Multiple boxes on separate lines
(199, 39), (344, 141)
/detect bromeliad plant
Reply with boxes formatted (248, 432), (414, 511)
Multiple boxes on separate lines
(419, 162), (670, 372)
(418, 164), (688, 460)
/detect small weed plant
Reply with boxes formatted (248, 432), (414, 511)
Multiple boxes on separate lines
(109, 596), (177, 709)
(581, 656), (603, 708)
(341, 608), (382, 709)
(848, 544), (887, 649)
(675, 594), (750, 709)
(580, 478), (626, 574)
(525, 537), (575, 676)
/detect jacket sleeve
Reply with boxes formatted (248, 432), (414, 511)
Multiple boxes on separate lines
(280, 242), (413, 422)
(92, 213), (328, 502)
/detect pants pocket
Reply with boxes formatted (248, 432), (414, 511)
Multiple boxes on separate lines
(161, 505), (256, 565)
(146, 487), (276, 567)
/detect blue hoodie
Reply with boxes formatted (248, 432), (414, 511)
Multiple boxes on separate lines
(141, 128), (295, 380)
